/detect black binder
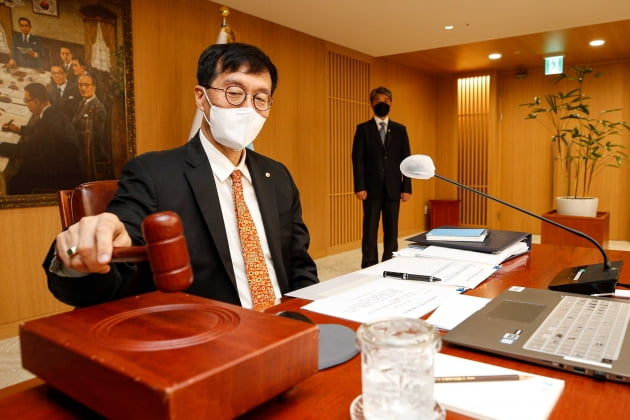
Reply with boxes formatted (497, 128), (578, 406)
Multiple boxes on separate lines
(407, 227), (532, 254)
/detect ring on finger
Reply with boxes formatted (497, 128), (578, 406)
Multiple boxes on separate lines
(67, 246), (78, 257)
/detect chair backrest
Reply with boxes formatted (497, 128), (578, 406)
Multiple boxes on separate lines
(57, 180), (119, 229)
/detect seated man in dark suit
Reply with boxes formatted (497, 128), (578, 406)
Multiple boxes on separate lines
(44, 42), (319, 310)
(0, 83), (83, 194)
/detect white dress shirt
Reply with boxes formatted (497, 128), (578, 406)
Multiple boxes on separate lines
(374, 115), (389, 130)
(199, 130), (280, 309)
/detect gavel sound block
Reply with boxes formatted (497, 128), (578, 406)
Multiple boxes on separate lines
(20, 214), (319, 419)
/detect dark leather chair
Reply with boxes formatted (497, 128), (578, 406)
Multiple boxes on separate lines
(57, 180), (119, 229)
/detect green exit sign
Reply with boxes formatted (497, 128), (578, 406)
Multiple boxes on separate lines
(544, 56), (564, 75)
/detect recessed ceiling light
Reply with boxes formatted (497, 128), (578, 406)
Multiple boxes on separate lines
(590, 39), (605, 47)
(444, 25), (454, 30)
(488, 53), (502, 60)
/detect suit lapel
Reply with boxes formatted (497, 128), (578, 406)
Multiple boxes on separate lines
(184, 136), (237, 286)
(245, 153), (287, 285)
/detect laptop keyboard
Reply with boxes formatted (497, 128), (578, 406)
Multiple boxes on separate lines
(523, 296), (630, 363)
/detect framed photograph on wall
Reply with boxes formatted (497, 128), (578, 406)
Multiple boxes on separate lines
(32, 1), (59, 17)
(0, 0), (135, 208)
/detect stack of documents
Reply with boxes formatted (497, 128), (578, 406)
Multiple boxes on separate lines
(407, 228), (531, 260)
(396, 241), (530, 267)
(286, 230), (532, 324)
(287, 253), (504, 322)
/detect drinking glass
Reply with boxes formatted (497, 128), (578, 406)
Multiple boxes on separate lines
(352, 317), (444, 420)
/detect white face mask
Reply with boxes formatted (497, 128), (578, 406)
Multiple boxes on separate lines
(202, 90), (266, 150)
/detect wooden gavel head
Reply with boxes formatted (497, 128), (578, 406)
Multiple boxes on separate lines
(111, 211), (193, 293)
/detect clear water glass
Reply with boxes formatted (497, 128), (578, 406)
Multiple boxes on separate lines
(355, 318), (442, 420)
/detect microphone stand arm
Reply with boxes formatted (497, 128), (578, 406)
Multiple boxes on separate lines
(434, 173), (612, 270)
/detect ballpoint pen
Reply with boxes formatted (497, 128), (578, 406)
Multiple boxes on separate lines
(382, 271), (442, 282)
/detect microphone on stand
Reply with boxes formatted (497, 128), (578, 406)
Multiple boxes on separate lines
(400, 155), (623, 296)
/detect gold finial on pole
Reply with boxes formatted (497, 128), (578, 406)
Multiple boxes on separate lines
(217, 6), (236, 43)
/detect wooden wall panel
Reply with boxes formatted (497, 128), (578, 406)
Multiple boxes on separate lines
(0, 207), (71, 338)
(434, 76), (460, 197)
(328, 51), (370, 249)
(457, 76), (490, 226)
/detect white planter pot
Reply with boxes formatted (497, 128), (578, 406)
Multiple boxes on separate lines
(556, 197), (599, 217)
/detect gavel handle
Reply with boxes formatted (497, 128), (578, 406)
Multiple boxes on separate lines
(105, 211), (193, 293)
(111, 246), (148, 263)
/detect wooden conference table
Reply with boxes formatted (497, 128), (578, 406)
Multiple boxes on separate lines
(1, 243), (630, 419)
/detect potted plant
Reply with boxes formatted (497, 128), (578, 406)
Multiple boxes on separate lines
(521, 65), (630, 217)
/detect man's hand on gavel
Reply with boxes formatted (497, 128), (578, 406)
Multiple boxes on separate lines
(56, 211), (193, 293)
(56, 212), (132, 274)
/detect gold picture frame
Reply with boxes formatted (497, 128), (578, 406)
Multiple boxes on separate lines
(0, 0), (135, 208)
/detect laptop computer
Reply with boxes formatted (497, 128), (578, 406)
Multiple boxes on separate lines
(443, 286), (630, 383)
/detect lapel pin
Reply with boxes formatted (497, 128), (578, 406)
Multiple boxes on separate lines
(265, 172), (271, 178)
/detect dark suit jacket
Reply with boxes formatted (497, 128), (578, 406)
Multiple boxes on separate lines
(72, 96), (109, 177)
(45, 135), (319, 307)
(11, 33), (44, 69)
(352, 118), (411, 200)
(0, 106), (83, 194)
(61, 62), (77, 83)
(49, 81), (81, 120)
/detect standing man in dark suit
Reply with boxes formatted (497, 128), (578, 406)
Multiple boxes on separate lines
(44, 42), (319, 309)
(72, 74), (108, 180)
(8, 17), (44, 70)
(352, 86), (412, 268)
(59, 47), (77, 83)
(0, 83), (83, 194)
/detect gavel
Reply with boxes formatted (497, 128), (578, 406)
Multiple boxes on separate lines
(110, 211), (193, 293)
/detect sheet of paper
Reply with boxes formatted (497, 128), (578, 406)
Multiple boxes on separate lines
(426, 293), (490, 330)
(4, 102), (30, 116)
(615, 289), (630, 298)
(360, 255), (499, 290)
(285, 272), (379, 300)
(0, 131), (17, 142)
(413, 243), (529, 266)
(434, 353), (565, 420)
(301, 278), (458, 323)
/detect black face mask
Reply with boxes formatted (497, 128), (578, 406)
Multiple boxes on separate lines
(373, 102), (390, 117)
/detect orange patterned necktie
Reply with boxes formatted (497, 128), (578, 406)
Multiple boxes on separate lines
(230, 170), (276, 311)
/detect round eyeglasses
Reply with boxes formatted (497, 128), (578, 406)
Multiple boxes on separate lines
(207, 86), (273, 111)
